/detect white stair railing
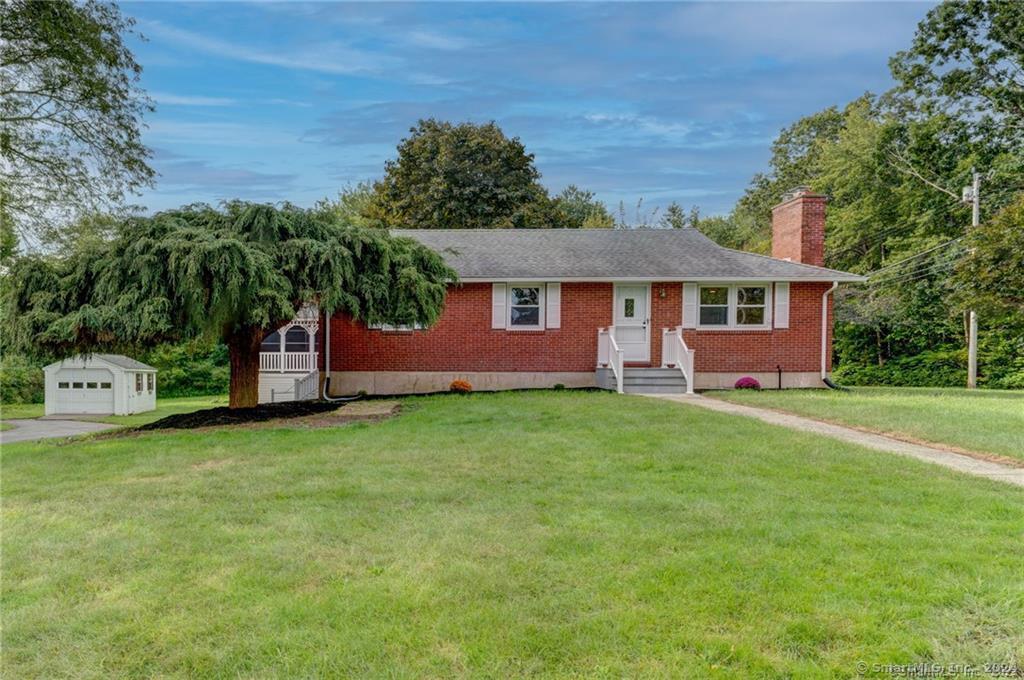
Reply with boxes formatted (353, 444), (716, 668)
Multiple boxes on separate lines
(597, 327), (624, 394)
(661, 327), (695, 394)
(270, 370), (320, 403)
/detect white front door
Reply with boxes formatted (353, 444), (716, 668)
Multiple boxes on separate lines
(613, 284), (650, 362)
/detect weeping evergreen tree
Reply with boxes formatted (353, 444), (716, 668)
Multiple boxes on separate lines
(5, 202), (455, 407)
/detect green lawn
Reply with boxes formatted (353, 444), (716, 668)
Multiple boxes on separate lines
(0, 394), (227, 428)
(708, 386), (1024, 461)
(3, 391), (1022, 677)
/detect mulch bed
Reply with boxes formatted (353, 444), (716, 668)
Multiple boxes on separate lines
(137, 401), (343, 431)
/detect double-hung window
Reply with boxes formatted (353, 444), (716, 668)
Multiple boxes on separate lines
(698, 285), (770, 329)
(508, 285), (544, 329)
(735, 286), (767, 325)
(698, 287), (729, 326)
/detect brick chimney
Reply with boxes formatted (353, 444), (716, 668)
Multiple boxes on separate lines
(771, 186), (827, 267)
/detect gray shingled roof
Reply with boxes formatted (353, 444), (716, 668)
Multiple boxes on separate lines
(45, 354), (157, 371)
(95, 354), (157, 371)
(396, 228), (864, 282)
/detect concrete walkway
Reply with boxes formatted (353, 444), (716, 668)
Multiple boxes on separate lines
(1, 419), (113, 444)
(643, 393), (1024, 488)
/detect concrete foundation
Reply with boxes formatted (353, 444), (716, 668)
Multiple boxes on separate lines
(693, 371), (825, 390)
(327, 371), (597, 396)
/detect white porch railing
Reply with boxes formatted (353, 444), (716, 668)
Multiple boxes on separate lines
(597, 327), (625, 394)
(661, 327), (695, 394)
(270, 370), (320, 403)
(260, 351), (317, 373)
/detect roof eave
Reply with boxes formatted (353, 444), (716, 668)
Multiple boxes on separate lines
(456, 275), (867, 283)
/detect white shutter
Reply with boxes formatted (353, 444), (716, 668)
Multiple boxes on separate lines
(682, 283), (698, 329)
(546, 283), (561, 329)
(492, 283), (507, 329)
(774, 282), (790, 329)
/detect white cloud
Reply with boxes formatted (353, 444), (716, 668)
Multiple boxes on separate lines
(583, 113), (693, 138)
(268, 98), (313, 108)
(406, 73), (458, 86)
(151, 91), (236, 107)
(155, 157), (296, 192)
(141, 20), (401, 76)
(146, 121), (299, 148)
(662, 2), (925, 60)
(405, 30), (478, 51)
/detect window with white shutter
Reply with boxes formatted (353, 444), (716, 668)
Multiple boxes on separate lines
(491, 283), (507, 329)
(774, 282), (790, 329)
(682, 283), (698, 329)
(546, 283), (561, 329)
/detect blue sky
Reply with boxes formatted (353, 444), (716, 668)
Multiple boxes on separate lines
(126, 1), (934, 217)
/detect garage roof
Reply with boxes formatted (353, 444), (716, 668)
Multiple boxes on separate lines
(46, 354), (156, 371)
(94, 354), (156, 370)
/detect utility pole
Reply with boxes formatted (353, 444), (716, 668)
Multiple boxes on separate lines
(962, 170), (981, 389)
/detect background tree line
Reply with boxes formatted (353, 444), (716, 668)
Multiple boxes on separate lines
(692, 1), (1024, 389)
(3, 0), (1021, 402)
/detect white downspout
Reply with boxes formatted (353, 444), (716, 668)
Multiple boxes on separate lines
(321, 311), (361, 402)
(821, 281), (838, 382)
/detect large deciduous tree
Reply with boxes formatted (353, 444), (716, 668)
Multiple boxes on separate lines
(957, 194), (1024, 316)
(890, 0), (1023, 144)
(552, 185), (615, 228)
(728, 105), (846, 252)
(0, 0), (154, 241)
(5, 203), (455, 407)
(370, 119), (591, 229)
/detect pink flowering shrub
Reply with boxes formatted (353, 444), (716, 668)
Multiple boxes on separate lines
(734, 376), (761, 390)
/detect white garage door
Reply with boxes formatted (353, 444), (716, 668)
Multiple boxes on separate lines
(53, 369), (115, 414)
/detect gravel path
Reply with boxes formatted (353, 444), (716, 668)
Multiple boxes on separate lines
(643, 393), (1024, 488)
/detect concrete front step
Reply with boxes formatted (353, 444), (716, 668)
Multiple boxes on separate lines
(623, 368), (685, 378)
(623, 381), (687, 386)
(596, 367), (689, 394)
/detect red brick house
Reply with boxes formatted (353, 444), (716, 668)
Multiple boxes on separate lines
(258, 188), (863, 399)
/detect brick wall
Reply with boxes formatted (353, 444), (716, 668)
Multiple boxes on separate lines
(329, 280), (833, 373)
(649, 282), (682, 365)
(330, 282), (612, 372)
(680, 282), (833, 373)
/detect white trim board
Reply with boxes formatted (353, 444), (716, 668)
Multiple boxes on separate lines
(462, 276), (862, 284)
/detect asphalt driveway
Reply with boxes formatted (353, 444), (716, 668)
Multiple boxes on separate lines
(1, 419), (113, 444)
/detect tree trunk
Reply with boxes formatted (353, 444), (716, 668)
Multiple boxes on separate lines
(227, 325), (265, 409)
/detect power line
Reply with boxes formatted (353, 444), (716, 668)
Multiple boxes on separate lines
(877, 264), (961, 288)
(869, 254), (963, 282)
(864, 237), (964, 276)
(826, 223), (920, 260)
(867, 256), (965, 287)
(979, 186), (1024, 205)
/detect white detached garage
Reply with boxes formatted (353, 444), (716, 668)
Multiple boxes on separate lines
(44, 355), (157, 416)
